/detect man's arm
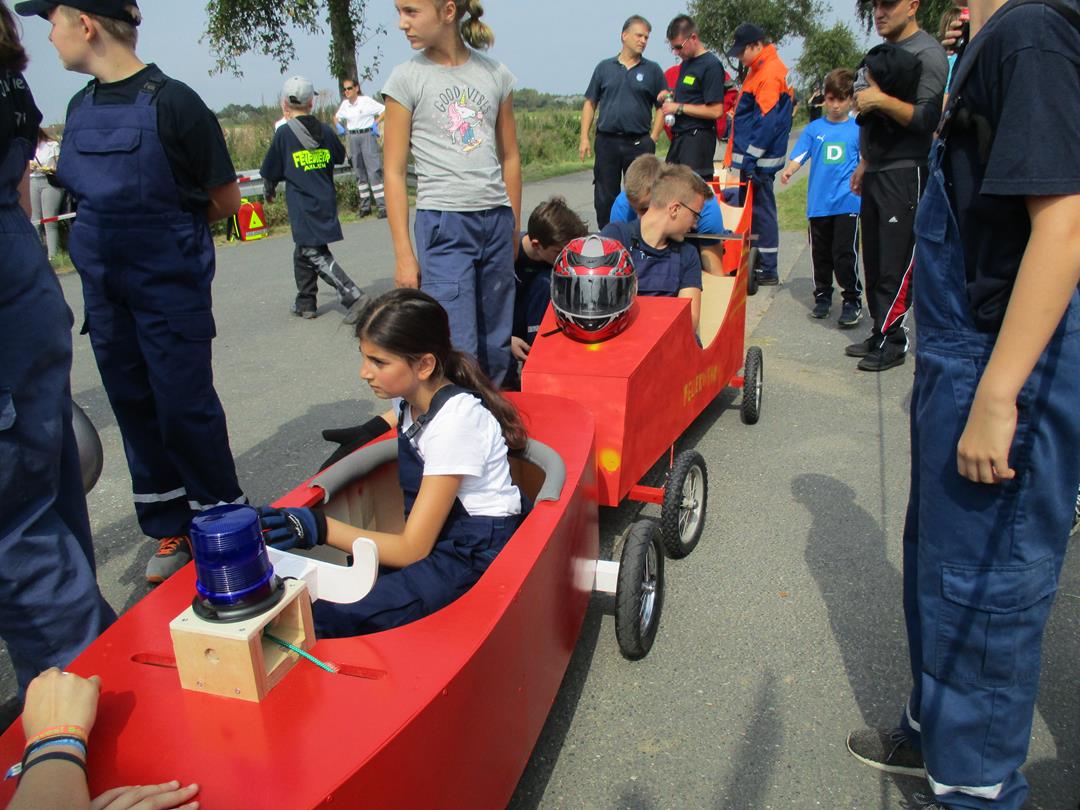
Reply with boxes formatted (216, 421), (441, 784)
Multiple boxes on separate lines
(660, 99), (725, 121)
(957, 193), (1080, 483)
(579, 98), (596, 160)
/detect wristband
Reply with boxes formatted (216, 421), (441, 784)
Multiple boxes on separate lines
(19, 750), (87, 780)
(26, 736), (87, 759)
(25, 725), (87, 749)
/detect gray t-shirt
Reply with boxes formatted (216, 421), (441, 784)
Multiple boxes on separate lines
(382, 51), (515, 211)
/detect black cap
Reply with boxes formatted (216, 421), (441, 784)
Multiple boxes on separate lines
(726, 23), (765, 57)
(15, 0), (140, 26)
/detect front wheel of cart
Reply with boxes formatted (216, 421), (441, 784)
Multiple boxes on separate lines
(746, 247), (760, 296)
(741, 345), (763, 425)
(660, 450), (708, 559)
(615, 520), (665, 660)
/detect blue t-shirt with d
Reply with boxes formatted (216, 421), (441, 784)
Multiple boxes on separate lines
(788, 117), (861, 218)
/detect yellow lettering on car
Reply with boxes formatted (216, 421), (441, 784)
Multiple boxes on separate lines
(682, 364), (719, 407)
(291, 148), (332, 171)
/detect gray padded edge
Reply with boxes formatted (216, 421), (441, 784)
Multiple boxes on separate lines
(310, 440), (398, 503)
(520, 439), (566, 503)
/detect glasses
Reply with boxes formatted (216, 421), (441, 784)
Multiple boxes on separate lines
(670, 33), (695, 52)
(343, 85), (356, 92)
(679, 202), (702, 224)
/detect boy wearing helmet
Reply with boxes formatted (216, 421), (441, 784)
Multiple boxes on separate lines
(601, 164), (706, 330)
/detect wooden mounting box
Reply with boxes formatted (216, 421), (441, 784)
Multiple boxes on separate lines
(169, 578), (315, 702)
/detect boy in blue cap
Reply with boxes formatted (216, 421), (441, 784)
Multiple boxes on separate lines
(16, 0), (247, 583)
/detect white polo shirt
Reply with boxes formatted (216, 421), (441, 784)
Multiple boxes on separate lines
(335, 95), (385, 132)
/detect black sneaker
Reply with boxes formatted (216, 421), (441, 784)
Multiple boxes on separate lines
(858, 343), (907, 372)
(838, 301), (863, 329)
(756, 271), (780, 286)
(342, 295), (367, 326)
(845, 336), (877, 358)
(910, 792), (949, 809)
(810, 298), (831, 319)
(290, 305), (317, 320)
(377, 210), (388, 219)
(846, 728), (925, 776)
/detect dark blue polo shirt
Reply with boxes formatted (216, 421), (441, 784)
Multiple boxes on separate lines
(600, 219), (703, 296)
(585, 56), (666, 136)
(672, 51), (727, 135)
(943, 0), (1080, 331)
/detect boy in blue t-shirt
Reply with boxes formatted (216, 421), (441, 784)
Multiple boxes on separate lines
(601, 164), (705, 330)
(780, 68), (862, 327)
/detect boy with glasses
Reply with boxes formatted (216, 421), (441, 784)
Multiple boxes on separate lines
(601, 164), (706, 330)
(334, 78), (386, 217)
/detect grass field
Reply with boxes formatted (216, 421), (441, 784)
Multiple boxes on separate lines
(777, 174), (810, 233)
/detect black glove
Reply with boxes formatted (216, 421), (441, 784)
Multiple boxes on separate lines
(263, 178), (276, 203)
(319, 415), (392, 471)
(257, 506), (327, 550)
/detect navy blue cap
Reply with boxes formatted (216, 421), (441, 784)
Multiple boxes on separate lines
(15, 0), (140, 26)
(726, 23), (765, 57)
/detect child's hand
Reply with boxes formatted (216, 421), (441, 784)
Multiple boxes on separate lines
(22, 668), (100, 741)
(395, 255), (421, 289)
(510, 336), (531, 362)
(956, 389), (1018, 484)
(91, 781), (200, 810)
(780, 169), (793, 185)
(941, 17), (964, 51)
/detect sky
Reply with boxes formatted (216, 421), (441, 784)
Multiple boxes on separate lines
(18, 1), (865, 125)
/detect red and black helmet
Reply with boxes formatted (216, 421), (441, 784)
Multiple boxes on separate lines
(551, 235), (637, 343)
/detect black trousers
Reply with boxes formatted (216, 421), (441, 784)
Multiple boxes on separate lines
(808, 213), (862, 303)
(666, 127), (717, 182)
(293, 244), (361, 312)
(593, 131), (655, 229)
(861, 165), (926, 348)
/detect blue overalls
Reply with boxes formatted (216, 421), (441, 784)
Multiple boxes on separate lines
(313, 388), (528, 637)
(57, 77), (244, 540)
(897, 57), (1080, 806)
(0, 108), (115, 691)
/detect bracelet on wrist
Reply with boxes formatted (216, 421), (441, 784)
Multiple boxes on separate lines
(25, 725), (87, 749)
(18, 750), (87, 781)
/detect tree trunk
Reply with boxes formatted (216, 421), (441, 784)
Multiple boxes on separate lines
(327, 0), (358, 83)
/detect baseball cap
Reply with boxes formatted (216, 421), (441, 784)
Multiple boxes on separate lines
(726, 23), (766, 57)
(282, 76), (316, 107)
(14, 0), (141, 26)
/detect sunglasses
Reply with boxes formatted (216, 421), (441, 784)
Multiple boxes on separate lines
(343, 85), (356, 91)
(670, 33), (696, 51)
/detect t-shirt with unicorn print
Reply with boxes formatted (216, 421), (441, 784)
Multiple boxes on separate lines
(382, 50), (516, 212)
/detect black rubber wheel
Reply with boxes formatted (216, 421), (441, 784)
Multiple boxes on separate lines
(746, 247), (760, 296)
(660, 450), (708, 559)
(615, 520), (665, 660)
(741, 346), (763, 425)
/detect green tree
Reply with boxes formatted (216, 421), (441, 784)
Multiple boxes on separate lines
(855, 0), (958, 37)
(687, 0), (825, 63)
(795, 22), (865, 93)
(203, 0), (385, 83)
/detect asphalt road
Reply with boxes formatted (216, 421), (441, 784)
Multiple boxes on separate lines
(3, 167), (1078, 809)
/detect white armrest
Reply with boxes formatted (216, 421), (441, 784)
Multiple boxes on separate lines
(267, 537), (379, 604)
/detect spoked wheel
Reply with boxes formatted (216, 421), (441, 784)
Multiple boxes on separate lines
(746, 247), (760, 296)
(615, 520), (665, 660)
(741, 345), (763, 425)
(660, 450), (708, 559)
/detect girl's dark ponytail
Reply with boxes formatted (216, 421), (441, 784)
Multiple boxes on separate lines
(444, 350), (526, 450)
(356, 288), (526, 450)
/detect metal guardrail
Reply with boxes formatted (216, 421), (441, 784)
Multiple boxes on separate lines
(32, 164), (416, 226)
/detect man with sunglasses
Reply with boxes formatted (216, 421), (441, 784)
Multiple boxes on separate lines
(334, 78), (387, 218)
(660, 15), (728, 183)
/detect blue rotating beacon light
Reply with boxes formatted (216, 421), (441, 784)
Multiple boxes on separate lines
(189, 505), (284, 622)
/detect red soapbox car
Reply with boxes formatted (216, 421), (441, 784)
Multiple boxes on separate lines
(0, 189), (761, 810)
